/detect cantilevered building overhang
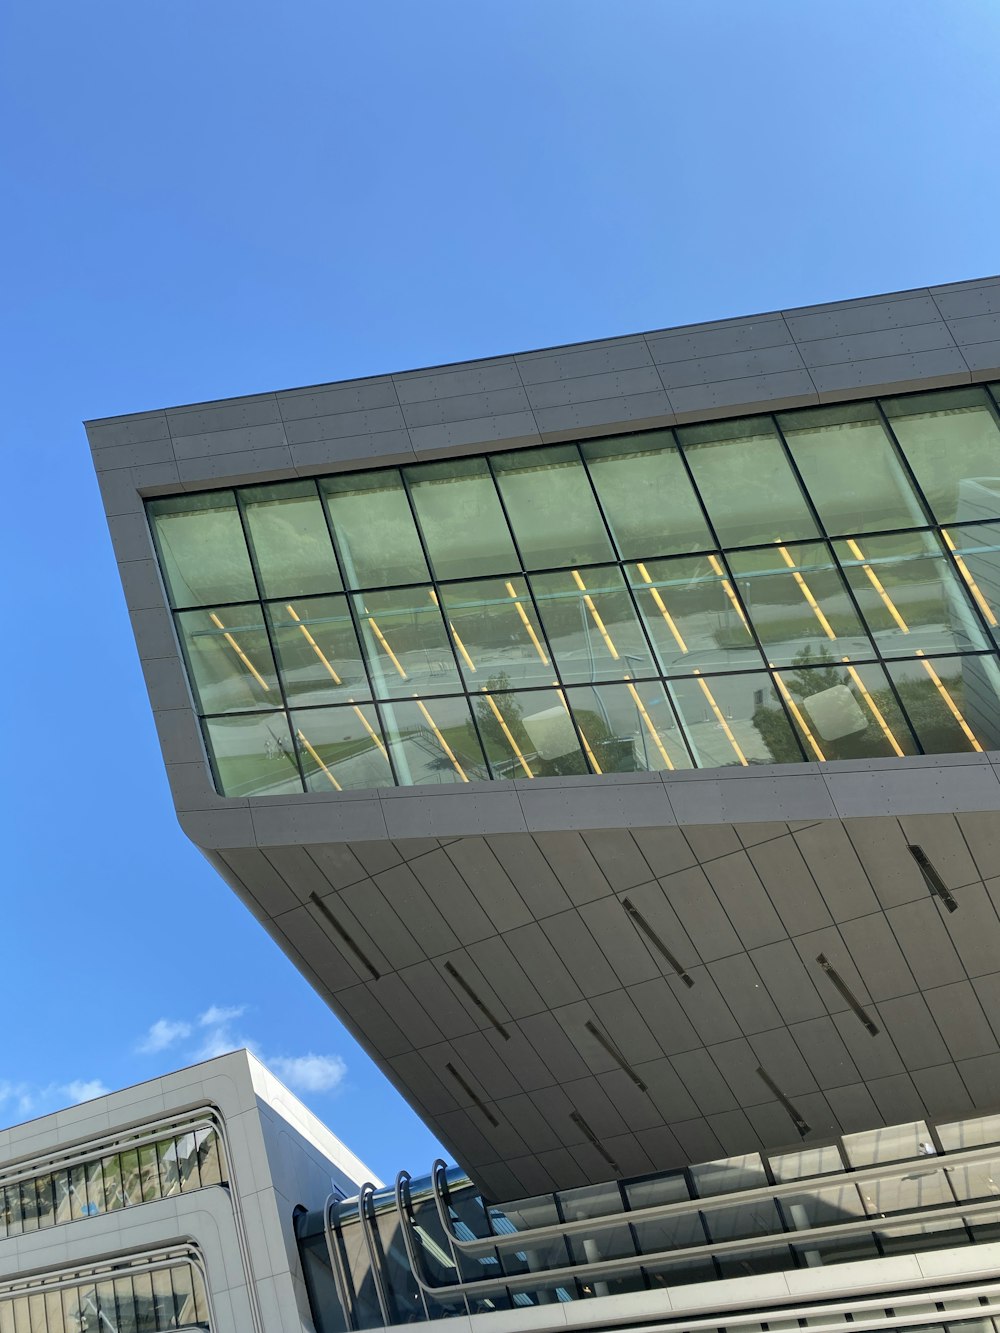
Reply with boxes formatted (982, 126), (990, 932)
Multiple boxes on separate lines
(86, 277), (1000, 1200)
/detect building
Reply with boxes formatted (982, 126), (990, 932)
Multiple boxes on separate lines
(0, 1050), (373, 1332)
(80, 276), (1000, 1326)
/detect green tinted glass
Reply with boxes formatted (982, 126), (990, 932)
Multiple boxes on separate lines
(582, 433), (712, 557)
(529, 565), (656, 684)
(292, 705), (394, 792)
(885, 653), (1000, 753)
(176, 604), (279, 713)
(493, 445), (614, 567)
(267, 596), (369, 706)
(627, 555), (761, 674)
(940, 522), (1000, 646)
(566, 681), (693, 773)
(202, 713), (302, 796)
(475, 687), (586, 778)
(834, 531), (989, 657)
(883, 387), (1000, 524)
(678, 417), (817, 546)
(779, 402), (927, 534)
(353, 586), (463, 697)
(406, 457), (518, 580)
(775, 659), (918, 761)
(379, 697), (488, 785)
(242, 480), (341, 597)
(149, 491), (256, 608)
(321, 471), (428, 587)
(667, 672), (805, 767)
(726, 542), (872, 666)
(437, 577), (554, 690)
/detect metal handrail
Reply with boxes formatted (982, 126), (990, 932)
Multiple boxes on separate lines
(359, 1181), (395, 1326)
(429, 1145), (1000, 1257)
(393, 1191), (1000, 1299)
(324, 1191), (357, 1332)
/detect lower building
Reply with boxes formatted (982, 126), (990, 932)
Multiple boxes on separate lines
(0, 1051), (373, 1333)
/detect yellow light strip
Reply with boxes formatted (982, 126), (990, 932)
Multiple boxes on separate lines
(571, 569), (620, 660)
(692, 670), (748, 766)
(367, 616), (408, 678)
(482, 691), (534, 778)
(351, 704), (388, 759)
(706, 554), (750, 631)
(777, 545), (837, 641)
(285, 604), (343, 684)
(845, 538), (910, 634)
(624, 679), (674, 771)
(415, 699), (469, 781)
(770, 667), (826, 761)
(505, 581), (550, 665)
(296, 729), (343, 791)
(636, 562), (688, 653)
(942, 529), (999, 627)
(208, 612), (270, 691)
(428, 589), (477, 673)
(842, 659), (905, 758)
(555, 686), (602, 774)
(915, 651), (983, 752)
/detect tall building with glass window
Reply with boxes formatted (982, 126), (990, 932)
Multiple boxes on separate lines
(86, 272), (1000, 1319)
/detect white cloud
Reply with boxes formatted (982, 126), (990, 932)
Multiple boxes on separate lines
(270, 1053), (347, 1094)
(199, 1004), (246, 1027)
(62, 1079), (110, 1105)
(137, 1018), (192, 1054)
(194, 1027), (242, 1061)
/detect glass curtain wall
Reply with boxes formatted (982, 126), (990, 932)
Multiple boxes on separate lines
(147, 384), (1000, 796)
(0, 1127), (224, 1239)
(0, 1263), (209, 1332)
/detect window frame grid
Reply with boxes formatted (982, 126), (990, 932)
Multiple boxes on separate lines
(149, 383), (1000, 795)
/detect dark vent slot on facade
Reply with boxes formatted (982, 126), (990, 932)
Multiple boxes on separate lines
(583, 1020), (648, 1092)
(445, 1063), (499, 1128)
(569, 1110), (621, 1174)
(756, 1067), (811, 1138)
(622, 898), (695, 987)
(907, 844), (959, 913)
(308, 893), (380, 980)
(816, 954), (879, 1036)
(442, 961), (511, 1040)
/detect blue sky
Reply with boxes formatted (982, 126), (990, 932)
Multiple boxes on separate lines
(1, 0), (998, 1184)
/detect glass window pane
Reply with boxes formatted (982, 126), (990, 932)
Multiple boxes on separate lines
(138, 1143), (160, 1202)
(437, 577), (554, 691)
(938, 1113), (1000, 1151)
(885, 653), (1000, 753)
(120, 1148), (143, 1206)
(103, 1154), (125, 1212)
(628, 555), (762, 674)
(113, 1278), (138, 1333)
(529, 566), (656, 684)
(0, 1299), (14, 1333)
(779, 401), (928, 534)
(353, 587), (463, 697)
(43, 1293), (62, 1332)
(939, 522), (1000, 647)
(834, 531), (990, 657)
(151, 1269), (175, 1328)
(85, 1159), (106, 1214)
(406, 457), (518, 580)
(3, 1186), (21, 1235)
(18, 1182), (37, 1232)
(379, 697), (488, 786)
(668, 672), (805, 767)
(321, 472), (428, 588)
(131, 1273), (156, 1333)
(203, 712), (302, 796)
(96, 1281), (119, 1330)
(769, 1144), (844, 1181)
(291, 704), (395, 792)
(195, 1127), (224, 1186)
(777, 660), (918, 761)
(678, 417), (818, 546)
(727, 542), (872, 666)
(883, 387), (1000, 524)
(25, 1295), (44, 1333)
(175, 1133), (201, 1192)
(242, 480), (341, 598)
(691, 1154), (767, 1196)
(157, 1139), (181, 1197)
(583, 433), (712, 558)
(492, 445), (614, 568)
(843, 1120), (932, 1166)
(169, 1267), (196, 1329)
(267, 595), (369, 706)
(176, 603), (280, 713)
(566, 681), (693, 773)
(34, 1176), (55, 1230)
(475, 687), (586, 779)
(53, 1170), (73, 1224)
(149, 491), (256, 608)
